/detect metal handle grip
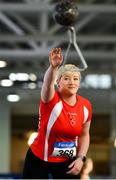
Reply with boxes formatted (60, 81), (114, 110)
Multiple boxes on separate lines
(63, 26), (88, 71)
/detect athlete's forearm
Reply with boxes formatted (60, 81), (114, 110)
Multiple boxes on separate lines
(41, 65), (58, 102)
(77, 133), (90, 158)
(44, 65), (58, 87)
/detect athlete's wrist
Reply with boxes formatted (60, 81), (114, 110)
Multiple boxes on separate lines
(49, 64), (60, 70)
(76, 155), (86, 162)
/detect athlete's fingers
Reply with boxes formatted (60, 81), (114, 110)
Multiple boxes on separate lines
(57, 48), (61, 54)
(66, 166), (80, 175)
(67, 162), (75, 174)
(68, 161), (75, 168)
(51, 48), (61, 55)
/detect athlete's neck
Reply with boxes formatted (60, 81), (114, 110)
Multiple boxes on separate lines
(60, 93), (77, 106)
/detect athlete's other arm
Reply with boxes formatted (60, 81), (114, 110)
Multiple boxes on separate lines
(41, 48), (63, 103)
(67, 120), (91, 175)
(77, 120), (91, 161)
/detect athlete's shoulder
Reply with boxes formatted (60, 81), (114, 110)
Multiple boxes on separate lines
(78, 94), (92, 107)
(40, 90), (61, 105)
(78, 95), (92, 120)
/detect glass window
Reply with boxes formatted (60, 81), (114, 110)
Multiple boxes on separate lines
(84, 74), (111, 89)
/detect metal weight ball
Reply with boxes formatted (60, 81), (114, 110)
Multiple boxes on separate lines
(53, 0), (79, 26)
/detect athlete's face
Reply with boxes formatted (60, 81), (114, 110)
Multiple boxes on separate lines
(57, 72), (80, 95)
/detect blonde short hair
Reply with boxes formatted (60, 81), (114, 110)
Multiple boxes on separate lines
(57, 64), (81, 79)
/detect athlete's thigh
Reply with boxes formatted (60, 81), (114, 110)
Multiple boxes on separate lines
(50, 159), (81, 179)
(49, 160), (69, 179)
(22, 148), (48, 179)
(51, 167), (80, 179)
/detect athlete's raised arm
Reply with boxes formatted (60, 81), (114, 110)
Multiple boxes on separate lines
(41, 48), (63, 102)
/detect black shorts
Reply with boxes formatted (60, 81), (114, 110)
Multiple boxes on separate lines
(22, 148), (80, 179)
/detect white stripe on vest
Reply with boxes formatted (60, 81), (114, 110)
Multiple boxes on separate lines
(44, 101), (63, 161)
(83, 106), (89, 124)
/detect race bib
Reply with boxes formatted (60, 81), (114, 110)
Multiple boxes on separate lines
(52, 142), (76, 158)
